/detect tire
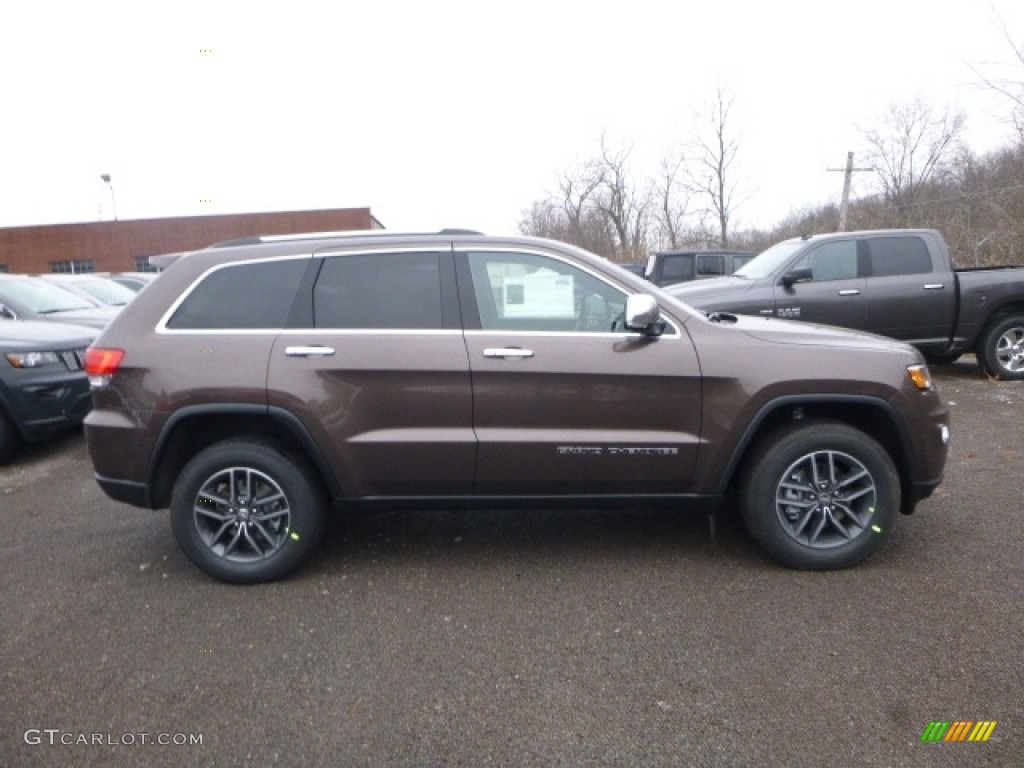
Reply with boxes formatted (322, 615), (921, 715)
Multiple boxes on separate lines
(170, 439), (326, 584)
(977, 316), (1024, 380)
(738, 420), (900, 570)
(0, 408), (18, 464)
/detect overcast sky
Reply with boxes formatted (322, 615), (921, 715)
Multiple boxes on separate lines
(2, 1), (1023, 237)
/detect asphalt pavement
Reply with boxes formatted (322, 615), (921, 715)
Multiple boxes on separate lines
(1, 358), (1021, 767)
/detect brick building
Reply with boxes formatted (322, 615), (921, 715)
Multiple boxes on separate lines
(0, 207), (381, 274)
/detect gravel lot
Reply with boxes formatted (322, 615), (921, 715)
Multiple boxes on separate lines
(1, 358), (1021, 767)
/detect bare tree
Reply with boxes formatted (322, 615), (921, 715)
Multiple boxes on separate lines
(972, 12), (1024, 144)
(692, 87), (741, 247)
(556, 161), (604, 248)
(590, 137), (651, 261)
(652, 149), (691, 249)
(862, 99), (966, 225)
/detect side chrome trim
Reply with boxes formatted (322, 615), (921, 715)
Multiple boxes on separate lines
(285, 346), (335, 357)
(483, 348), (535, 359)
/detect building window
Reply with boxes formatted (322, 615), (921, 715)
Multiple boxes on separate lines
(0, 264), (8, 273)
(50, 260), (95, 274)
(135, 256), (160, 273)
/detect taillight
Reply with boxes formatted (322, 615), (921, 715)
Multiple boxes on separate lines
(85, 347), (125, 387)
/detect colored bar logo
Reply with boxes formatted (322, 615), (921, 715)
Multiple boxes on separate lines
(921, 721), (997, 742)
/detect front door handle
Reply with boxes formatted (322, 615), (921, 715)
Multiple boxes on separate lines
(285, 346), (336, 357)
(483, 347), (535, 359)
(838, 289), (861, 296)
(924, 284), (945, 290)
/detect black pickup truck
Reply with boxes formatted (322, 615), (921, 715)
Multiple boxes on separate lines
(644, 248), (755, 286)
(667, 229), (1024, 379)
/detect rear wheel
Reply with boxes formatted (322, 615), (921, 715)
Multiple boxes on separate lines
(978, 316), (1024, 380)
(738, 420), (899, 570)
(170, 439), (325, 584)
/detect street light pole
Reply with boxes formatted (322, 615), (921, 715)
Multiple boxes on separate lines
(100, 174), (118, 221)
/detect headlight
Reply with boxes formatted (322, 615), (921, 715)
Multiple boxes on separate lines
(4, 351), (61, 369)
(907, 364), (934, 391)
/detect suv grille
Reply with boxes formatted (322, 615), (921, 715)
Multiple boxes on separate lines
(60, 348), (87, 371)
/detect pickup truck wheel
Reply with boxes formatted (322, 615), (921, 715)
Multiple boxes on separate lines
(170, 440), (325, 584)
(739, 421), (899, 570)
(978, 316), (1024, 380)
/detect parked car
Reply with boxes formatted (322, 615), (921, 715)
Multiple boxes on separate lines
(84, 230), (949, 583)
(667, 229), (1024, 379)
(37, 273), (138, 307)
(0, 319), (94, 462)
(645, 249), (756, 287)
(0, 275), (120, 329)
(101, 272), (160, 292)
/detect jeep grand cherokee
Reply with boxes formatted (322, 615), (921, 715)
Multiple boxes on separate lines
(83, 231), (949, 583)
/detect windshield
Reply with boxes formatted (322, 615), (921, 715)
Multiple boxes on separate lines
(66, 277), (136, 306)
(0, 278), (95, 313)
(733, 239), (807, 279)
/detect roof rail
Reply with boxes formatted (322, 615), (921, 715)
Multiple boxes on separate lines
(210, 228), (483, 248)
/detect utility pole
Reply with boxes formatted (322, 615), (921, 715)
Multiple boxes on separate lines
(828, 152), (873, 231)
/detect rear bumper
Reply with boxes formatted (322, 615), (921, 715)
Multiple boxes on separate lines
(94, 473), (152, 508)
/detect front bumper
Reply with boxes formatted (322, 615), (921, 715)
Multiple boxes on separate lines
(2, 371), (92, 442)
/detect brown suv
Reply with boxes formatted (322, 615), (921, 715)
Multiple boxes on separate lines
(84, 231), (950, 583)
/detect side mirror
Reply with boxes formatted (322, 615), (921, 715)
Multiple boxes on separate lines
(779, 267), (813, 287)
(624, 294), (665, 336)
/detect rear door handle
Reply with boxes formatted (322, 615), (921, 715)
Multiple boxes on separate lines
(483, 347), (535, 359)
(924, 284), (945, 290)
(285, 346), (336, 357)
(838, 289), (860, 296)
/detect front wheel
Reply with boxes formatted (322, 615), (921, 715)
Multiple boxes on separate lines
(977, 316), (1024, 380)
(170, 440), (325, 584)
(738, 421), (900, 570)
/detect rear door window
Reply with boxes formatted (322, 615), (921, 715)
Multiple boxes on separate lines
(868, 237), (933, 276)
(313, 251), (444, 329)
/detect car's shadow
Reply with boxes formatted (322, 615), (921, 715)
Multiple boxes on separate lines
(0, 426), (84, 474)
(309, 502), (759, 574)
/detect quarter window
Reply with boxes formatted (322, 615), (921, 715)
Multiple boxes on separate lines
(696, 254), (725, 276)
(467, 251), (627, 333)
(166, 259), (306, 329)
(661, 255), (695, 282)
(313, 252), (443, 329)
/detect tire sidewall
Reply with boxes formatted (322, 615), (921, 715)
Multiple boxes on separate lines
(740, 423), (899, 570)
(170, 440), (324, 584)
